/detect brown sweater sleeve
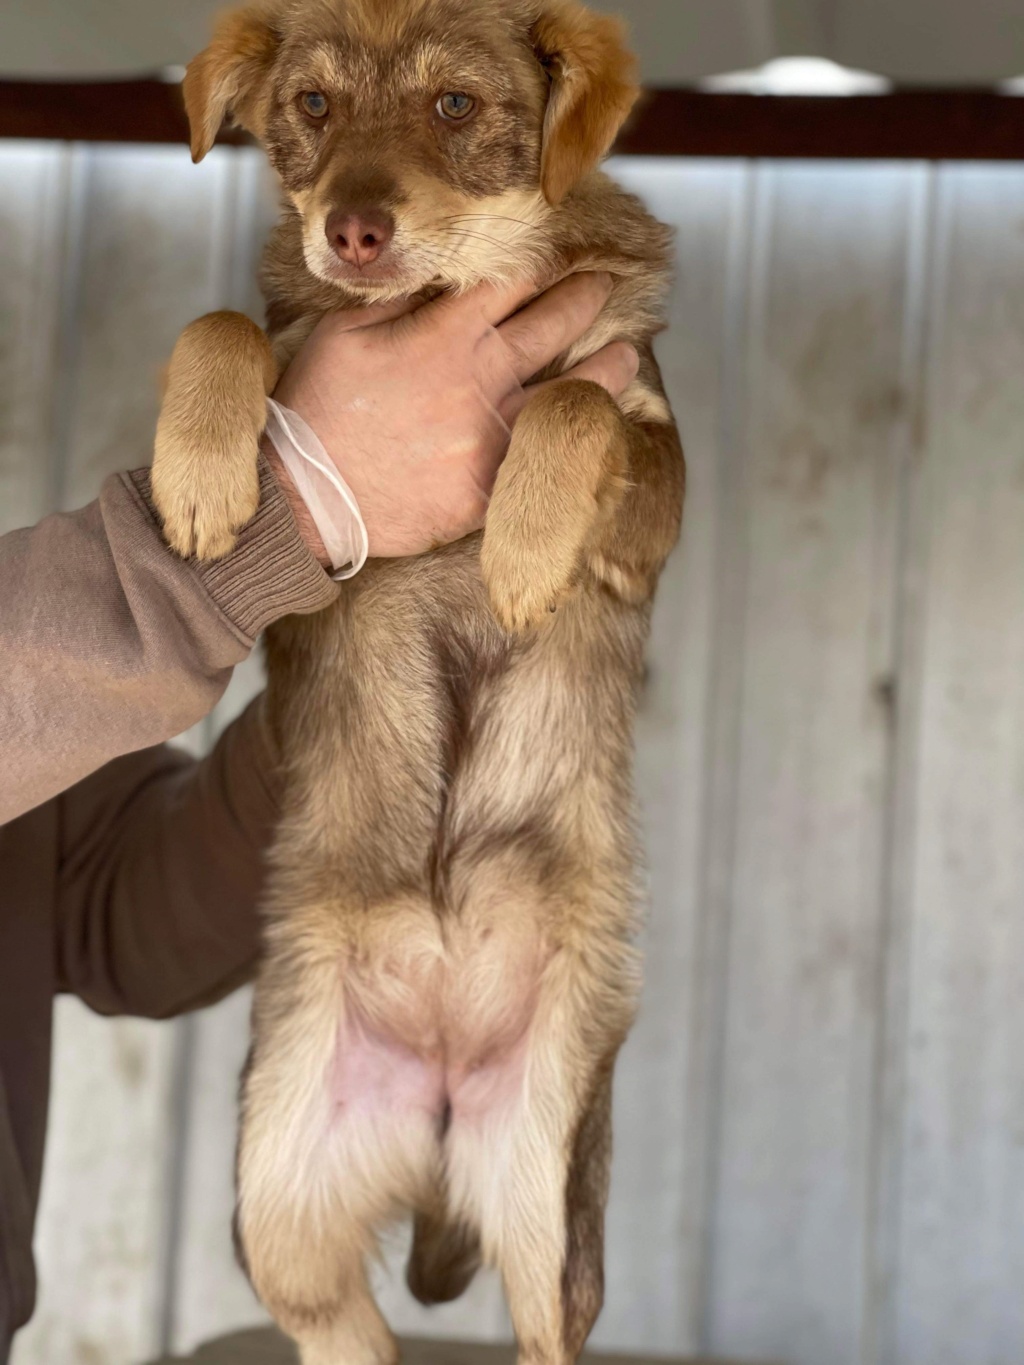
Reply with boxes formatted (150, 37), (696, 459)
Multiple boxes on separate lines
(54, 697), (278, 1018)
(0, 459), (336, 826)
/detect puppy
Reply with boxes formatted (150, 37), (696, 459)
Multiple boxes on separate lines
(153, 2), (684, 1363)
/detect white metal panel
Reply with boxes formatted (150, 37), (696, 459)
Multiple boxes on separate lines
(55, 144), (246, 512)
(705, 163), (925, 1365)
(11, 1010), (178, 1365)
(0, 143), (68, 533)
(888, 164), (1024, 1365)
(595, 158), (752, 1354)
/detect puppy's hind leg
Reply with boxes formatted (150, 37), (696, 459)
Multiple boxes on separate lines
(237, 955), (444, 1365)
(495, 1066), (614, 1365)
(152, 311), (277, 560)
(242, 1205), (393, 1365)
(448, 976), (626, 1365)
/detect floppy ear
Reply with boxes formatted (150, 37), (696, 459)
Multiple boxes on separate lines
(182, 6), (280, 162)
(530, 1), (639, 205)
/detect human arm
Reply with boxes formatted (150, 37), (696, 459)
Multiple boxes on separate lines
(0, 463), (332, 826)
(54, 697), (277, 1017)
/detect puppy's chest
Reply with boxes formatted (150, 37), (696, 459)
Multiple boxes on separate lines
(267, 546), (640, 850)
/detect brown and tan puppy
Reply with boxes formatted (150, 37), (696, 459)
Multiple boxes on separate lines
(153, 2), (684, 1362)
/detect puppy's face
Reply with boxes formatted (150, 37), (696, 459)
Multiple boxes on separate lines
(184, 0), (639, 299)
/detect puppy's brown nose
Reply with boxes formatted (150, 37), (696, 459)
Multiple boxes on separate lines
(326, 209), (394, 267)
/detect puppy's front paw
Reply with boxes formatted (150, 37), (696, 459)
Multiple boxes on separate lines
(152, 417), (262, 561)
(481, 383), (630, 633)
(481, 491), (584, 632)
(151, 310), (276, 561)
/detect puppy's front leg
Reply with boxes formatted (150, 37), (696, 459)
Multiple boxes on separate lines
(152, 311), (278, 560)
(481, 380), (629, 632)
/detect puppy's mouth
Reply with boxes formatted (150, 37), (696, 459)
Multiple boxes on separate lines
(321, 254), (405, 288)
(303, 216), (433, 298)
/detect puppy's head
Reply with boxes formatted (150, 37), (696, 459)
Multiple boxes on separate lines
(184, 0), (638, 298)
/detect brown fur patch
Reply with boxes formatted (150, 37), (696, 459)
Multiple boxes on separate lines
(427, 620), (510, 906)
(407, 1204), (482, 1305)
(562, 1060), (614, 1356)
(481, 377), (630, 631)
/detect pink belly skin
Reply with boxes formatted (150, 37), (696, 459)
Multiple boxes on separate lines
(330, 1017), (447, 1120)
(328, 905), (548, 1130)
(329, 1013), (532, 1128)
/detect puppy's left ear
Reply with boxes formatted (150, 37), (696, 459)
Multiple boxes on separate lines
(183, 6), (280, 162)
(529, 0), (639, 204)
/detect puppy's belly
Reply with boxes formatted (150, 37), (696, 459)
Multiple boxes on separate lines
(329, 898), (548, 1126)
(328, 1013), (531, 1125)
(330, 1017), (447, 1118)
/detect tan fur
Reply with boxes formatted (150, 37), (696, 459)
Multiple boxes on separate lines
(182, 6), (280, 161)
(481, 378), (630, 631)
(152, 312), (278, 558)
(530, 2), (640, 204)
(155, 2), (684, 1362)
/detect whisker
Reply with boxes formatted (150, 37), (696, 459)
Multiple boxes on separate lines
(444, 214), (540, 232)
(443, 228), (523, 255)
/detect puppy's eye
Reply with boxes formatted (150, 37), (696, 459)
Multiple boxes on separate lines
(437, 92), (475, 121)
(300, 91), (329, 119)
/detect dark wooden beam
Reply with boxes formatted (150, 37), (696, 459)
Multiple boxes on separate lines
(0, 78), (246, 147)
(1, 78), (1023, 160)
(619, 87), (1024, 160)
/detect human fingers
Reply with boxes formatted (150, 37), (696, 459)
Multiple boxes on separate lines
(494, 272), (614, 383)
(314, 294), (424, 337)
(435, 273), (548, 329)
(501, 340), (639, 423)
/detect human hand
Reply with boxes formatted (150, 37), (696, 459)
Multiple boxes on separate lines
(264, 273), (639, 562)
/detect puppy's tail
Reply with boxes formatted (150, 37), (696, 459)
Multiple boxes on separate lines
(406, 1201), (481, 1307)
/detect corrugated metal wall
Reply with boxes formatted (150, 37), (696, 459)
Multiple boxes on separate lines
(3, 143), (1023, 1365)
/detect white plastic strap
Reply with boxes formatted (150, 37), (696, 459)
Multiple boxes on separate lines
(264, 397), (369, 581)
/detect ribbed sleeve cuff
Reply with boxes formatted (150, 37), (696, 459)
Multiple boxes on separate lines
(126, 458), (339, 641)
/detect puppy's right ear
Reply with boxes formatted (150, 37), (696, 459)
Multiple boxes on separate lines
(183, 7), (280, 162)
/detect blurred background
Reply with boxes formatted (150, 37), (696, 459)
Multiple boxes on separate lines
(2, 2), (1024, 1364)
(4, 0), (1024, 83)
